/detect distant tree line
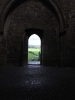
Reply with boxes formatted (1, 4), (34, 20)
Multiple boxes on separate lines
(28, 45), (41, 48)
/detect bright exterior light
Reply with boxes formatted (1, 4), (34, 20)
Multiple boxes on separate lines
(28, 34), (41, 65)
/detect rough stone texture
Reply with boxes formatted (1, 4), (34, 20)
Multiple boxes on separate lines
(0, 66), (75, 100)
(3, 0), (58, 66)
(0, 0), (75, 67)
(0, 0), (8, 14)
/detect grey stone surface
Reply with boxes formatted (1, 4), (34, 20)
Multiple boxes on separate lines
(28, 61), (40, 64)
(0, 0), (75, 67)
(0, 65), (75, 100)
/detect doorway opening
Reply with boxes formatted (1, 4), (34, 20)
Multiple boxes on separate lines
(28, 34), (41, 65)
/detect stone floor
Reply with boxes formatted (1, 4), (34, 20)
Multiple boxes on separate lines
(0, 65), (75, 100)
(28, 61), (40, 64)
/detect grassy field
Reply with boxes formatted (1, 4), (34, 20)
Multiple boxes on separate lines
(28, 48), (41, 61)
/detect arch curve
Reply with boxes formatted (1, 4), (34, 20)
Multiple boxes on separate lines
(25, 28), (43, 39)
(0, 0), (65, 33)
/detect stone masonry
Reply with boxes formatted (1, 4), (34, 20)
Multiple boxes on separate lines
(0, 0), (75, 67)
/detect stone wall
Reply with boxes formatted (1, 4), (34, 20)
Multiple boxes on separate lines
(3, 0), (58, 66)
(0, 0), (75, 67)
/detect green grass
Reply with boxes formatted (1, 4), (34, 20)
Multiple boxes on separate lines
(28, 53), (34, 61)
(28, 48), (41, 61)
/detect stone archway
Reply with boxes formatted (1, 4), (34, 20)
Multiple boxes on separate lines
(0, 0), (65, 33)
(21, 28), (43, 66)
(0, 0), (65, 67)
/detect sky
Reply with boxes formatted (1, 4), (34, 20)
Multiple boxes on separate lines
(28, 34), (41, 46)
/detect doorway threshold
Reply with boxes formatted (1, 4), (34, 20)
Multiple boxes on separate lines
(28, 61), (40, 64)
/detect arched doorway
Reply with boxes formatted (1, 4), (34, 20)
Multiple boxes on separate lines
(0, 0), (65, 67)
(28, 34), (41, 65)
(25, 28), (43, 66)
